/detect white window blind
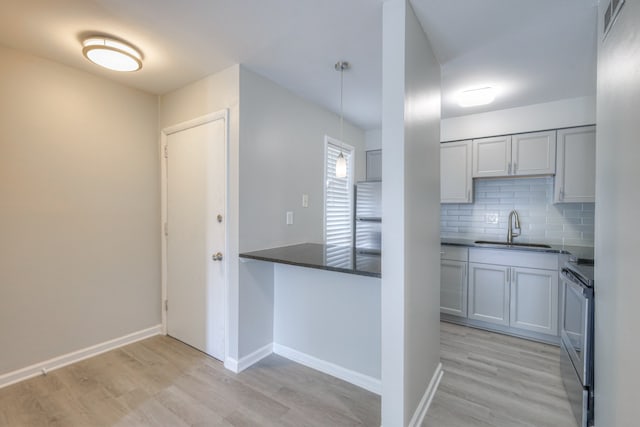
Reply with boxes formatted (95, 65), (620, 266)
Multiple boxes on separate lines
(325, 138), (354, 247)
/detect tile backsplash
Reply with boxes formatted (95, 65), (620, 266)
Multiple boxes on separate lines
(441, 177), (594, 247)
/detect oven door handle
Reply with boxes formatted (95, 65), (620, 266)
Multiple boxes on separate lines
(562, 269), (589, 295)
(560, 268), (577, 284)
(581, 297), (591, 383)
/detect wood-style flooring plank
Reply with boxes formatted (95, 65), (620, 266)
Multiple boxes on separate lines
(0, 323), (578, 427)
(0, 335), (379, 427)
(423, 322), (577, 427)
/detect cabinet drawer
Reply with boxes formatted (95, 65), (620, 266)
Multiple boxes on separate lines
(469, 248), (557, 270)
(441, 245), (468, 262)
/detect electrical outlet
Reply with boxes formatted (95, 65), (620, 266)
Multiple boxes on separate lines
(486, 213), (499, 224)
(286, 211), (294, 225)
(302, 194), (309, 208)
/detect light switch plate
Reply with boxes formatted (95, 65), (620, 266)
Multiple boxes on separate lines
(286, 211), (294, 225)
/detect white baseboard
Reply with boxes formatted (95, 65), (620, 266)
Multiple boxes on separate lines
(224, 343), (273, 374)
(0, 325), (162, 389)
(408, 362), (444, 427)
(224, 357), (239, 372)
(273, 343), (382, 395)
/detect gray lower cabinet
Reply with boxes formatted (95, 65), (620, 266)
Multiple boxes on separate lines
(467, 248), (559, 337)
(441, 260), (468, 317)
(440, 246), (468, 317)
(510, 266), (558, 335)
(468, 263), (510, 326)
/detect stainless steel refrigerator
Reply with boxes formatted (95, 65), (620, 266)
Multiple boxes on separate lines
(354, 181), (381, 254)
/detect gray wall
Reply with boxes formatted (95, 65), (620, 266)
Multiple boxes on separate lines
(381, 0), (441, 424)
(0, 46), (160, 375)
(594, 1), (640, 425)
(238, 66), (366, 253)
(238, 260), (274, 358)
(237, 67), (366, 359)
(273, 264), (381, 380)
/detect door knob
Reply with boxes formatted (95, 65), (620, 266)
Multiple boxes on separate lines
(212, 252), (223, 261)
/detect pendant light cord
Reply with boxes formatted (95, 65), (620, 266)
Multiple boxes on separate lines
(339, 64), (344, 153)
(334, 61), (349, 179)
(335, 61), (349, 153)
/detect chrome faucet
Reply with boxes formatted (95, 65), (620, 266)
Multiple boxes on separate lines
(507, 210), (521, 244)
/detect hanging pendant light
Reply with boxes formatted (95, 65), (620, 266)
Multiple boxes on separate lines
(335, 152), (347, 178)
(335, 61), (350, 179)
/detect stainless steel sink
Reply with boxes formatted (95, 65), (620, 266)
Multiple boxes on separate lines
(474, 240), (552, 249)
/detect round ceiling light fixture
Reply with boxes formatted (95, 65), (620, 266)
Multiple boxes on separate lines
(82, 36), (142, 72)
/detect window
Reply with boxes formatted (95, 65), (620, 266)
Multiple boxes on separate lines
(324, 136), (354, 247)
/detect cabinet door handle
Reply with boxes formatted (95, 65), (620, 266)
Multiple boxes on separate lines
(507, 268), (510, 283)
(508, 162), (512, 175)
(560, 187), (564, 201)
(513, 162), (517, 173)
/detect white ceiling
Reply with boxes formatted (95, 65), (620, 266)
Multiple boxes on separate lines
(0, 0), (597, 130)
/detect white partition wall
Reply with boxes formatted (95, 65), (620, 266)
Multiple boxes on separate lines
(594, 0), (640, 425)
(381, 1), (442, 425)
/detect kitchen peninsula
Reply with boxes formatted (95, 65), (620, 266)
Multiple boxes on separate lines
(239, 243), (382, 394)
(240, 243), (381, 277)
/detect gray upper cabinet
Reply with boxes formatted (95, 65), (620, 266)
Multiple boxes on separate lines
(365, 150), (382, 181)
(441, 140), (473, 203)
(472, 131), (556, 178)
(512, 130), (556, 176)
(554, 126), (596, 203)
(472, 135), (512, 177)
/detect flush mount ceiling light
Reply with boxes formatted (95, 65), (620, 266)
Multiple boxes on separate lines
(335, 61), (350, 179)
(458, 86), (496, 107)
(82, 36), (142, 72)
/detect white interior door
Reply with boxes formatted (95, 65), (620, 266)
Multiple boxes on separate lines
(165, 117), (226, 360)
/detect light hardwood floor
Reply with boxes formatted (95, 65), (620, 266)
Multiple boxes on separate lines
(0, 323), (577, 426)
(424, 322), (577, 427)
(0, 336), (379, 426)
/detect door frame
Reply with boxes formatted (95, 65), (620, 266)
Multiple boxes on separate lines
(160, 109), (229, 360)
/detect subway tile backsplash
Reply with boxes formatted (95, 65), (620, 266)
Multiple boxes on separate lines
(441, 177), (595, 247)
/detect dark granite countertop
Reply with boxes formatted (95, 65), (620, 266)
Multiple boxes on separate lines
(441, 237), (594, 264)
(239, 243), (381, 278)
